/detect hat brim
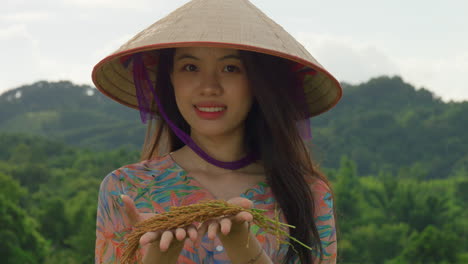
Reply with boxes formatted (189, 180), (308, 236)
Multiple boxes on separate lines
(92, 41), (342, 118)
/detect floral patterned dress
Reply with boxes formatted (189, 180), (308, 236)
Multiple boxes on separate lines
(95, 154), (337, 263)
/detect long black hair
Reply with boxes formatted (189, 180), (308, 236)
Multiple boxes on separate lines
(141, 48), (336, 264)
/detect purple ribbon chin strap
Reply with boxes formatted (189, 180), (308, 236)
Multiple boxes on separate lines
(297, 119), (312, 141)
(132, 53), (258, 170)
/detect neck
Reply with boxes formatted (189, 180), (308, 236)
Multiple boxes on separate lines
(177, 128), (250, 173)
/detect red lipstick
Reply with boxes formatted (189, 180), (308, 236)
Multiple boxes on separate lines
(193, 103), (227, 120)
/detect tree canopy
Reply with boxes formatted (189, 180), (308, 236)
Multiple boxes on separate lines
(1, 77), (466, 263)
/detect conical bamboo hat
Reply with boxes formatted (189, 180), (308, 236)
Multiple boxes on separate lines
(92, 0), (342, 118)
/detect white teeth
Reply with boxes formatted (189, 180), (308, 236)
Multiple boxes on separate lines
(196, 106), (226, 112)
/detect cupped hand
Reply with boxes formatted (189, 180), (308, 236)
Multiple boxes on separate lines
(197, 197), (254, 243)
(121, 195), (256, 263)
(121, 195), (198, 254)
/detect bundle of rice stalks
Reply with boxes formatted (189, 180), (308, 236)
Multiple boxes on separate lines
(121, 200), (310, 263)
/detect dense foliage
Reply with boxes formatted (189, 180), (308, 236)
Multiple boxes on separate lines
(2, 77), (467, 179)
(1, 77), (467, 263)
(0, 81), (145, 150)
(0, 134), (139, 263)
(310, 76), (468, 180)
(1, 134), (466, 263)
(327, 157), (467, 263)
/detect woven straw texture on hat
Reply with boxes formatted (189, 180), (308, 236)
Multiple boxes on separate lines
(92, 0), (342, 118)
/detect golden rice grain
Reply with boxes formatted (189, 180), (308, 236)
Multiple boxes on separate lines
(121, 200), (310, 263)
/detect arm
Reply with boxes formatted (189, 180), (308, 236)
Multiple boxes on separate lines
(311, 180), (337, 264)
(95, 171), (195, 264)
(95, 171), (131, 264)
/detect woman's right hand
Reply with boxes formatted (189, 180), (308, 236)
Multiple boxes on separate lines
(121, 195), (198, 264)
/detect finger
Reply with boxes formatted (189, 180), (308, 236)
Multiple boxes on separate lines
(160, 231), (174, 252)
(175, 228), (187, 241)
(226, 197), (254, 209)
(233, 211), (253, 223)
(207, 221), (219, 240)
(140, 231), (161, 246)
(187, 225), (198, 242)
(121, 195), (140, 224)
(220, 218), (232, 235)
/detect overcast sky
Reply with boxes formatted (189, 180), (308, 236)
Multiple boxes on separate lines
(1, 0), (467, 102)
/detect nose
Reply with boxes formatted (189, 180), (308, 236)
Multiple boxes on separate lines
(198, 72), (223, 96)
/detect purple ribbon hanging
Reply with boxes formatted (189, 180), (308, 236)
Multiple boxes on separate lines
(292, 63), (315, 141)
(131, 52), (258, 170)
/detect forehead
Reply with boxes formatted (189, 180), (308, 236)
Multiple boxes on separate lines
(174, 47), (239, 58)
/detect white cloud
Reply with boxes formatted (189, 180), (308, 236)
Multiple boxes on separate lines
(0, 24), (43, 93)
(1, 0), (466, 103)
(0, 11), (51, 22)
(295, 32), (468, 102)
(35, 56), (94, 85)
(62, 0), (159, 10)
(92, 33), (135, 58)
(0, 24), (31, 39)
(295, 32), (400, 83)
(396, 52), (468, 102)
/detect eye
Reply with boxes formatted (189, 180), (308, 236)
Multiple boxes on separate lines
(223, 65), (240, 73)
(183, 64), (198, 72)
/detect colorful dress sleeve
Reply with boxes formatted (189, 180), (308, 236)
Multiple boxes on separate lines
(94, 169), (137, 264)
(311, 179), (337, 264)
(256, 179), (337, 264)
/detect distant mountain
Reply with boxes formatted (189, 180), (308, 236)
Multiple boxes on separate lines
(1, 77), (467, 179)
(0, 81), (145, 150)
(310, 76), (468, 179)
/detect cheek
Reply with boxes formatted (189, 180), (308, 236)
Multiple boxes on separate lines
(172, 78), (193, 108)
(174, 89), (192, 116)
(172, 93), (192, 126)
(233, 80), (253, 107)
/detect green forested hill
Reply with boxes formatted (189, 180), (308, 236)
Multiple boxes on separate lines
(0, 134), (466, 264)
(1, 78), (467, 263)
(0, 80), (145, 150)
(0, 134), (139, 263)
(310, 76), (468, 179)
(1, 77), (467, 179)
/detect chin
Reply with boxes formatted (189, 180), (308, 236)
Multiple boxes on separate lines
(192, 127), (231, 137)
(191, 123), (243, 139)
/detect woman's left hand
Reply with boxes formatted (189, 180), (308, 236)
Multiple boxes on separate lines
(196, 197), (272, 263)
(196, 197), (254, 243)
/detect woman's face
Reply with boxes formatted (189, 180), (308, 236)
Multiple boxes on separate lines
(170, 47), (253, 138)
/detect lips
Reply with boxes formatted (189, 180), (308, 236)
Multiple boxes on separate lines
(194, 103), (227, 112)
(193, 103), (227, 120)
(195, 102), (226, 107)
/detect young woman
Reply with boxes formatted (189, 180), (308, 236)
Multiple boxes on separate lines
(93, 0), (342, 263)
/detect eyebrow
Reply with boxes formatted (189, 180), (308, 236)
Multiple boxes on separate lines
(218, 54), (241, 61)
(175, 54), (241, 61)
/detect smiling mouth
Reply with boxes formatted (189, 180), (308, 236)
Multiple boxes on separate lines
(193, 105), (227, 120)
(195, 106), (227, 112)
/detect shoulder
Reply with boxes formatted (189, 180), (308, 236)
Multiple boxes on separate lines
(310, 178), (332, 195)
(98, 154), (179, 191)
(309, 178), (334, 211)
